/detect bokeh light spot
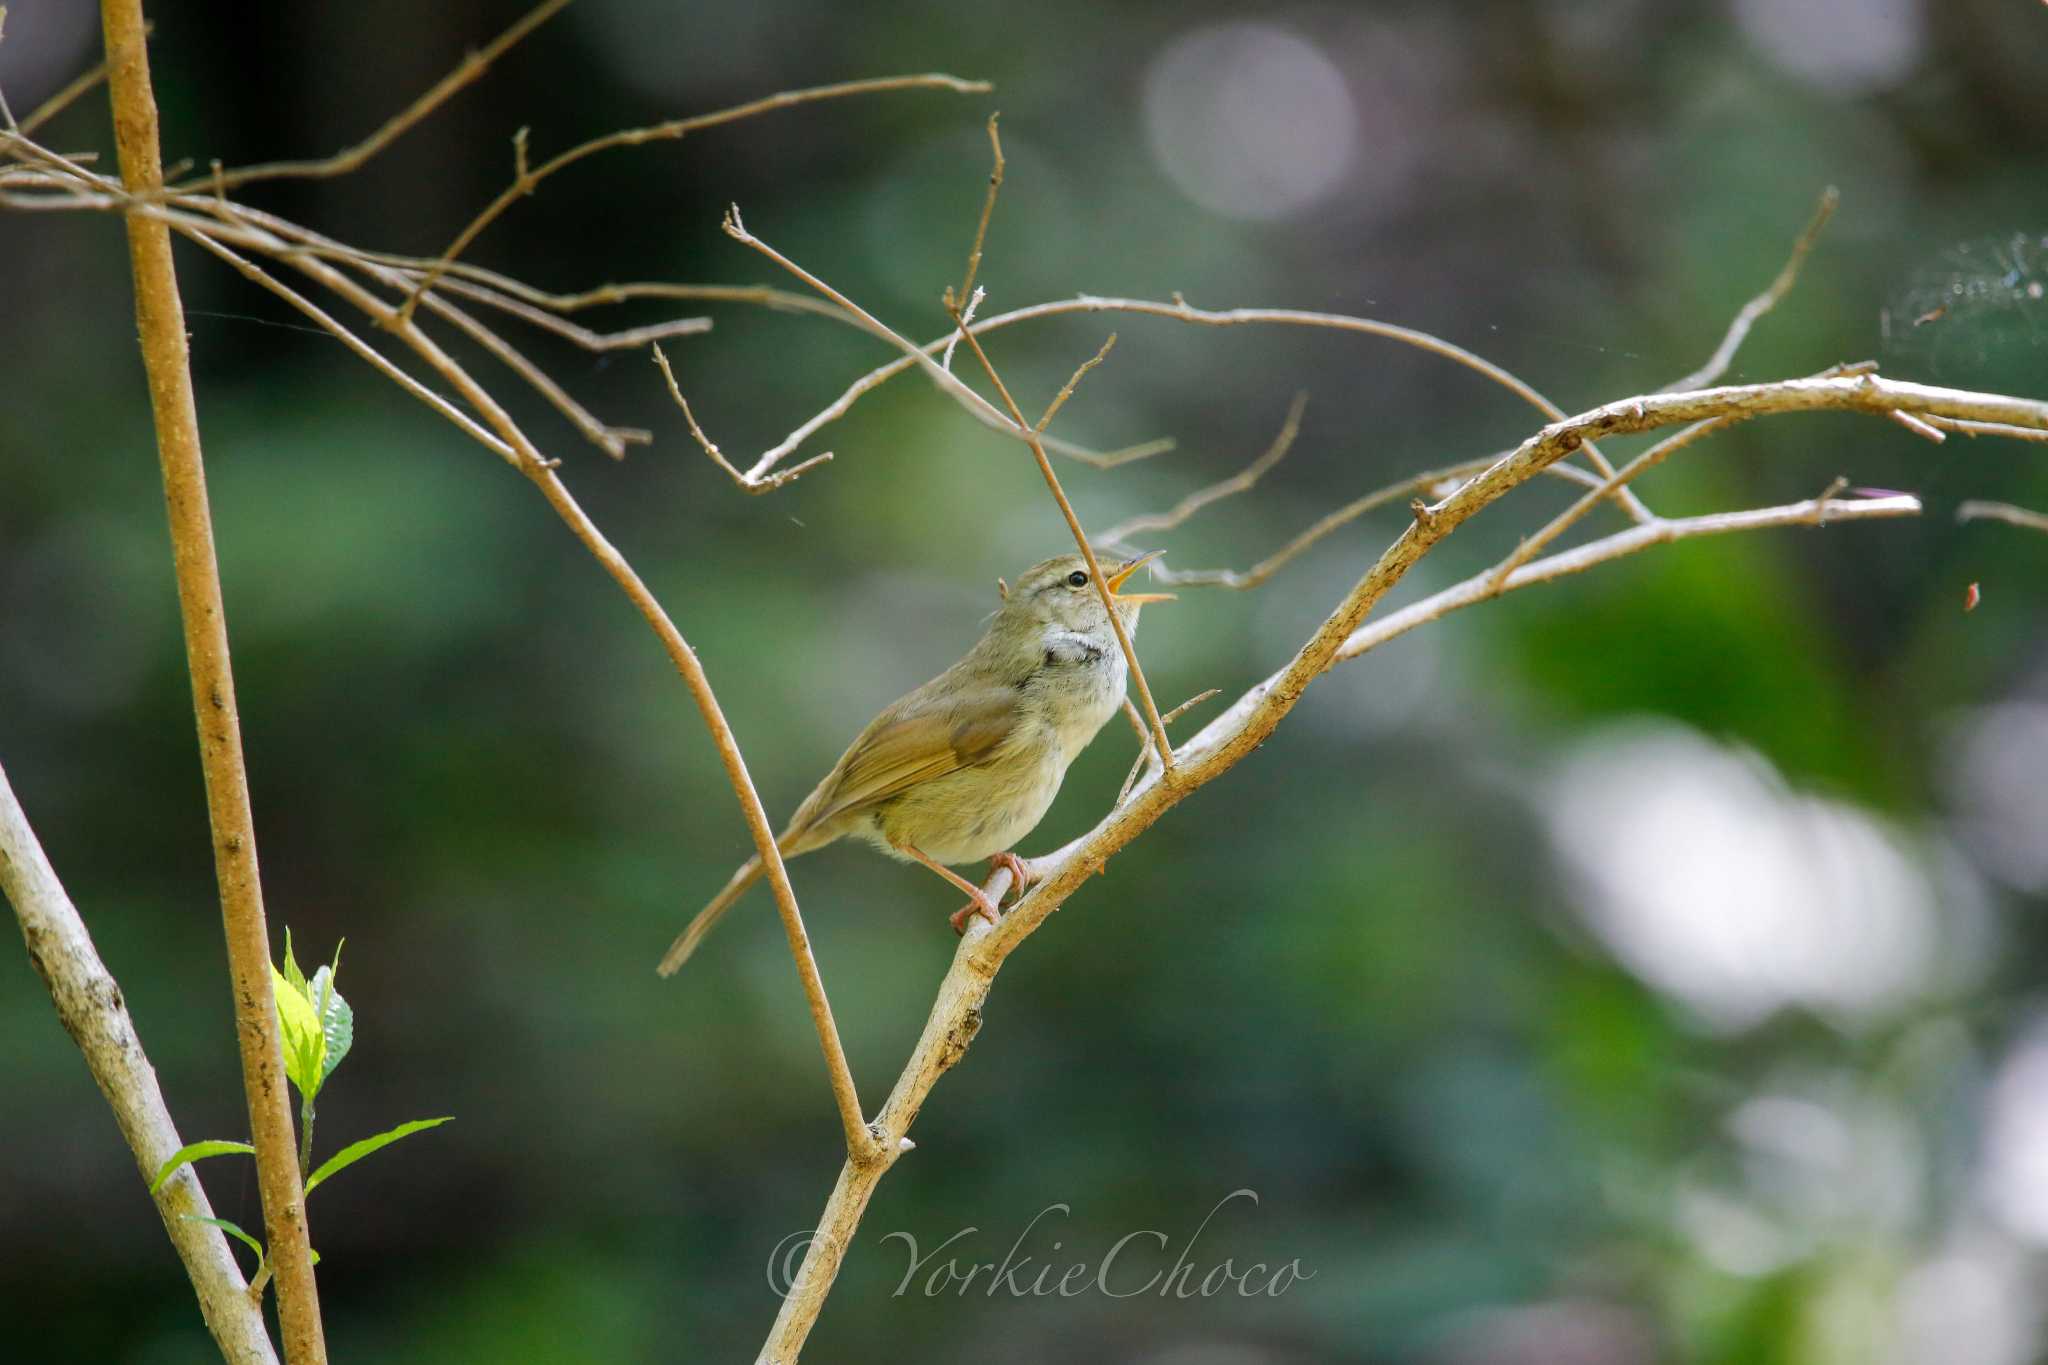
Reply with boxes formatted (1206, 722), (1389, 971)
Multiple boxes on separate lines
(1142, 23), (1357, 222)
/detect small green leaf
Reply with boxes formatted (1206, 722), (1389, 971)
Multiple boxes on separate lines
(308, 965), (353, 1085)
(281, 928), (309, 1002)
(150, 1140), (256, 1194)
(271, 963), (326, 1099)
(180, 1213), (264, 1263)
(305, 1117), (453, 1194)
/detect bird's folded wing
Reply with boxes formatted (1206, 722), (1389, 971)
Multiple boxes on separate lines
(802, 686), (1021, 832)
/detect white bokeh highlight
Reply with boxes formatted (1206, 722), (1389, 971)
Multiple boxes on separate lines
(1945, 702), (2048, 895)
(1732, 0), (1927, 96)
(1544, 723), (1957, 1031)
(1142, 23), (1357, 222)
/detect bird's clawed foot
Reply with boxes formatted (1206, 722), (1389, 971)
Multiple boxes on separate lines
(948, 851), (1037, 935)
(949, 890), (1002, 935)
(988, 850), (1037, 900)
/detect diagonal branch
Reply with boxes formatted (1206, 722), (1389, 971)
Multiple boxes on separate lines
(1, 756), (279, 1364)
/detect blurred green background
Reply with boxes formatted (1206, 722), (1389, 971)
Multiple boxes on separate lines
(5, 1), (2048, 1361)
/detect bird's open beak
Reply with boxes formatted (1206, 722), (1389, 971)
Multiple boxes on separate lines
(1106, 550), (1175, 604)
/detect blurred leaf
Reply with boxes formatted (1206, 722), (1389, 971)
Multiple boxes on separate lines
(305, 1117), (453, 1195)
(148, 1140), (256, 1195)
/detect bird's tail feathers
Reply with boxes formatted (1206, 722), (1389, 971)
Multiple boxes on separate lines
(658, 854), (766, 976)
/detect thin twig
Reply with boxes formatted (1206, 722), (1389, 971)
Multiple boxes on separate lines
(1479, 197), (1849, 590)
(1123, 453), (1596, 590)
(169, 0), (571, 193)
(19, 23), (145, 135)
(422, 275), (715, 351)
(99, 1), (325, 1357)
(943, 112), (1003, 315)
(1095, 392), (1307, 545)
(1337, 493), (1918, 663)
(1889, 410), (1947, 443)
(1662, 186), (1838, 393)
(1037, 332), (1116, 431)
(1114, 689), (1220, 805)
(1924, 415), (2048, 444)
(722, 295), (1641, 513)
(1487, 417), (1729, 588)
(1958, 499), (2048, 534)
(949, 320), (1178, 771)
(178, 231), (518, 463)
(652, 341), (834, 491)
(398, 72), (991, 321)
(412, 285), (651, 458)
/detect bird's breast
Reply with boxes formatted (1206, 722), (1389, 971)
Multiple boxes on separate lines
(1041, 644), (1127, 768)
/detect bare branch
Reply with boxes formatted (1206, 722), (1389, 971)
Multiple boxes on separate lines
(174, 0), (569, 193)
(1339, 492), (1918, 663)
(1890, 409), (1947, 443)
(943, 113), (1003, 315)
(398, 72), (992, 320)
(1925, 415), (2048, 445)
(652, 341), (834, 492)
(1661, 186), (1837, 393)
(1958, 499), (2048, 534)
(178, 230), (519, 463)
(411, 285), (652, 459)
(18, 23), (147, 135)
(725, 295), (1641, 511)
(2, 757), (279, 1364)
(1095, 391), (1307, 547)
(1115, 689), (1220, 805)
(1037, 331), (1115, 430)
(1129, 453), (1596, 590)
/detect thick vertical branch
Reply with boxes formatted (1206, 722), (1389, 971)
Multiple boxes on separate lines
(1, 758), (279, 1365)
(98, 2), (326, 1360)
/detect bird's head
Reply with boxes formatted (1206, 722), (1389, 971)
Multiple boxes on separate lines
(1000, 550), (1174, 636)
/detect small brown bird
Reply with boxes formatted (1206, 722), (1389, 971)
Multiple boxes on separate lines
(658, 550), (1172, 975)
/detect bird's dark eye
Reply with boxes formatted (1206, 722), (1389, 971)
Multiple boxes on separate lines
(1066, 570), (1089, 588)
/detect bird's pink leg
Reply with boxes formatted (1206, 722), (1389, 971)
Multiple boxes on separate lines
(895, 843), (1002, 933)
